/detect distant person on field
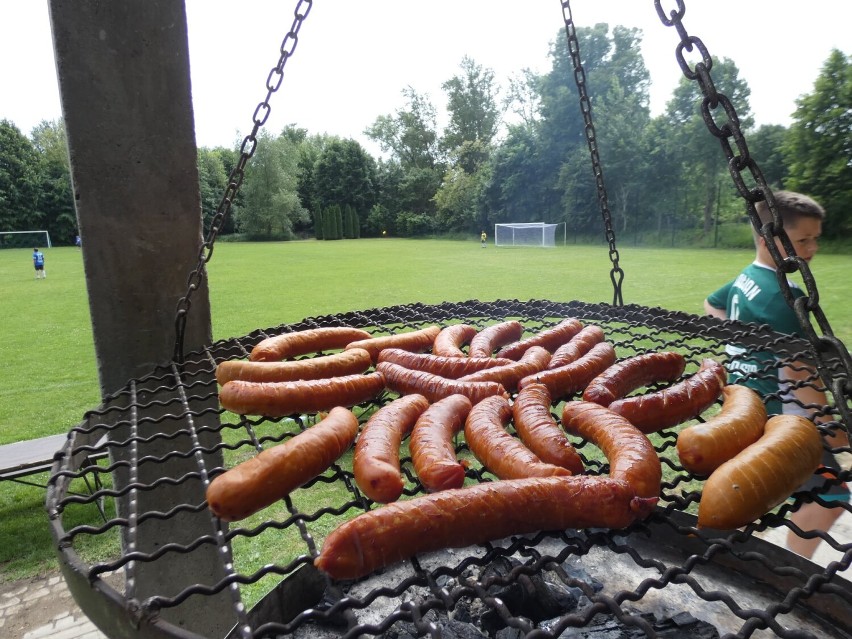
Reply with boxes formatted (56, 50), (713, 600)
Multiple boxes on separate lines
(481, 230), (487, 248)
(703, 190), (849, 558)
(32, 248), (46, 279)
(75, 234), (81, 247)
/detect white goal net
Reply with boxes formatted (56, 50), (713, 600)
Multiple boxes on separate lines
(494, 222), (563, 248)
(0, 230), (52, 249)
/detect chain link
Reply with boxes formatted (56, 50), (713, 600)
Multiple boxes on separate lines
(560, 1), (624, 306)
(173, 0), (313, 362)
(654, 0), (852, 426)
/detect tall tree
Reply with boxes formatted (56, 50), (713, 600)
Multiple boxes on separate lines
(783, 49), (852, 237)
(664, 57), (753, 234)
(0, 120), (41, 234)
(365, 87), (441, 170)
(197, 146), (229, 235)
(746, 124), (790, 190)
(30, 119), (76, 244)
(312, 138), (377, 228)
(237, 130), (308, 240)
(441, 56), (501, 174)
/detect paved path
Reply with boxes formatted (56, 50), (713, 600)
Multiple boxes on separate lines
(2, 511), (848, 639)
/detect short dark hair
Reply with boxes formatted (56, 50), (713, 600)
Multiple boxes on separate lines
(755, 191), (825, 229)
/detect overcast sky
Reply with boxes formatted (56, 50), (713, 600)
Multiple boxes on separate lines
(2, 1), (850, 155)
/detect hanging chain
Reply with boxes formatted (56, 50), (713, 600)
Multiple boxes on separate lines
(173, 0), (313, 363)
(654, 0), (852, 426)
(559, 1), (624, 306)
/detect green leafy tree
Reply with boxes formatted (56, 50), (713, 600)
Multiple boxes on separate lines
(0, 119), (41, 235)
(746, 124), (790, 190)
(30, 119), (76, 244)
(237, 130), (308, 240)
(783, 49), (852, 237)
(441, 56), (501, 174)
(197, 146), (229, 235)
(313, 139), (377, 224)
(365, 87), (441, 170)
(664, 57), (753, 235)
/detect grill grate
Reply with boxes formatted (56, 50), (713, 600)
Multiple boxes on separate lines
(47, 299), (852, 639)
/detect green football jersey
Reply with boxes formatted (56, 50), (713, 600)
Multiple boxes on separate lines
(706, 261), (805, 414)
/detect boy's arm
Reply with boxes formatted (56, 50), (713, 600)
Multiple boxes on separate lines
(703, 299), (727, 320)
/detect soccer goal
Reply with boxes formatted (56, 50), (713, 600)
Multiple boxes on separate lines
(0, 230), (53, 249)
(494, 222), (565, 248)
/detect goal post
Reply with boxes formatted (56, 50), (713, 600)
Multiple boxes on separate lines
(493, 222), (565, 248)
(0, 230), (53, 249)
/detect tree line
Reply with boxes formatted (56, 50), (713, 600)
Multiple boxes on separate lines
(2, 24), (850, 247)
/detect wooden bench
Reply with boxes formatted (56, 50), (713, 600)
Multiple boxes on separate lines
(0, 434), (109, 519)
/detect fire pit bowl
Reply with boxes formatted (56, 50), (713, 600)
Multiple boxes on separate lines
(47, 299), (852, 639)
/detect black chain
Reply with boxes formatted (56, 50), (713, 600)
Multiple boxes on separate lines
(173, 0), (313, 362)
(559, 1), (625, 306)
(654, 0), (852, 426)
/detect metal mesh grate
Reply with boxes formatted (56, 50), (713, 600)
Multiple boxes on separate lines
(47, 299), (852, 639)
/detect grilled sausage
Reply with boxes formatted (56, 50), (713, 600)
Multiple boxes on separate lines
(697, 414), (822, 529)
(548, 325), (605, 369)
(513, 383), (584, 474)
(218, 373), (386, 417)
(314, 475), (657, 580)
(465, 395), (571, 479)
(561, 401), (662, 499)
(216, 348), (372, 385)
(458, 345), (552, 392)
(433, 324), (478, 358)
(250, 326), (372, 362)
(206, 407), (358, 521)
(495, 318), (583, 360)
(676, 384), (767, 476)
(518, 342), (616, 400)
(377, 361), (507, 404)
(377, 348), (514, 379)
(608, 359), (726, 433)
(582, 351), (686, 407)
(410, 394), (473, 492)
(468, 321), (525, 358)
(354, 395), (431, 503)
(345, 326), (441, 364)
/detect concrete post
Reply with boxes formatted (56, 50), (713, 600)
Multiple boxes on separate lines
(49, 1), (234, 635)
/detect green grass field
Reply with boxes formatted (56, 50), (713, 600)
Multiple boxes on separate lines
(1, 238), (851, 581)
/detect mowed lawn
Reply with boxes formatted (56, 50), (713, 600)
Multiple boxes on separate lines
(2, 237), (852, 444)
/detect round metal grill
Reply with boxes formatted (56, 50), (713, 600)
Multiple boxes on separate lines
(46, 299), (851, 639)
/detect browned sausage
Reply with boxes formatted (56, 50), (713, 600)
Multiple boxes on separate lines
(495, 318), (583, 360)
(561, 401), (661, 499)
(458, 346), (552, 392)
(464, 395), (572, 479)
(608, 359), (726, 433)
(518, 342), (616, 400)
(206, 406), (359, 521)
(216, 348), (372, 385)
(513, 383), (584, 474)
(582, 351), (686, 406)
(548, 325), (605, 369)
(345, 325), (441, 364)
(433, 324), (478, 358)
(218, 373), (386, 417)
(697, 414), (822, 529)
(249, 326), (372, 362)
(377, 361), (507, 404)
(410, 394), (473, 492)
(377, 348), (514, 379)
(314, 475), (658, 580)
(353, 395), (430, 503)
(676, 384), (767, 476)
(468, 321), (524, 358)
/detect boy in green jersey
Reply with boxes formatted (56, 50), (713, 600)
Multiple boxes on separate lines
(704, 191), (849, 559)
